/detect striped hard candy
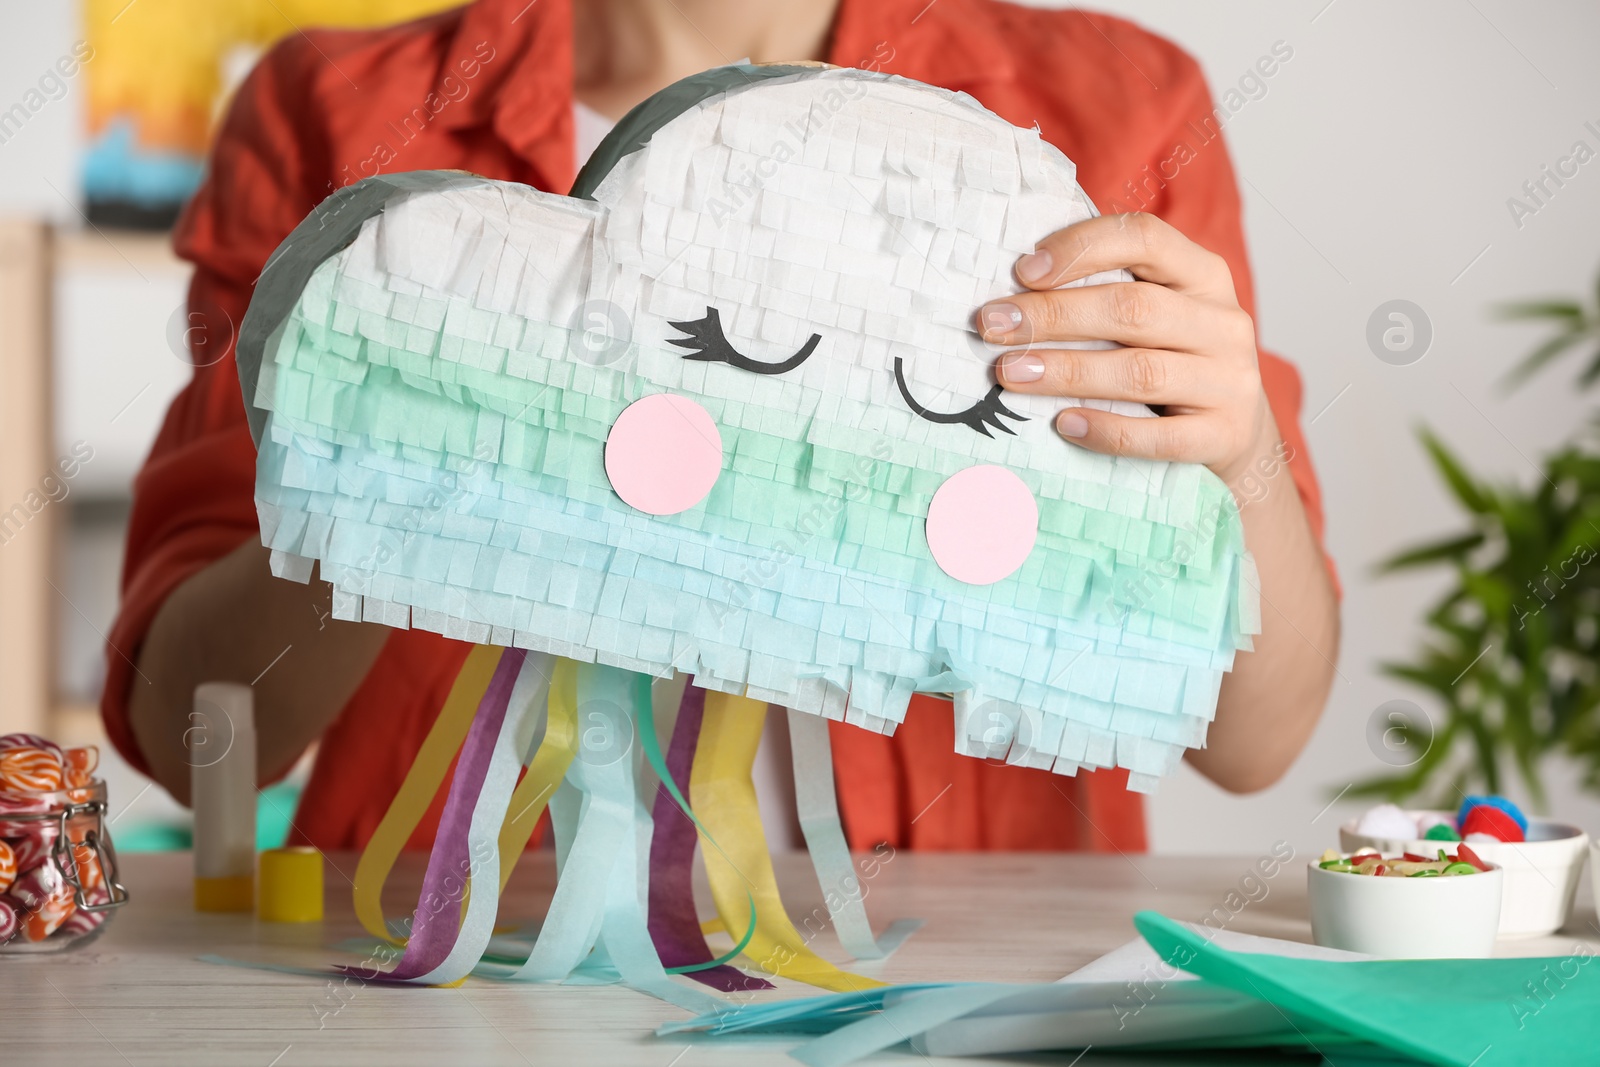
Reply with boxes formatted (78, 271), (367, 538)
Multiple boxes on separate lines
(0, 839), (14, 894)
(0, 788), (52, 809)
(17, 882), (75, 942)
(0, 733), (63, 763)
(0, 747), (63, 793)
(57, 886), (108, 937)
(68, 837), (103, 892)
(5, 827), (58, 873)
(0, 897), (16, 943)
(62, 746), (98, 789)
(0, 788), (55, 838)
(8, 861), (63, 911)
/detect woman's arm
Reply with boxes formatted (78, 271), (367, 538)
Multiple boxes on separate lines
(983, 211), (1339, 792)
(1195, 420), (1339, 792)
(127, 540), (389, 805)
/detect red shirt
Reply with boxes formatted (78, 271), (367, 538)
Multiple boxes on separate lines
(104, 0), (1331, 854)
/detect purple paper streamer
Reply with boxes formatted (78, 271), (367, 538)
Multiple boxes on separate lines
(647, 680), (773, 992)
(350, 647), (526, 982)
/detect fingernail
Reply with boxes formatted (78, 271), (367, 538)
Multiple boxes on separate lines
(982, 302), (1023, 335)
(999, 352), (1045, 383)
(1017, 249), (1053, 284)
(1057, 411), (1089, 439)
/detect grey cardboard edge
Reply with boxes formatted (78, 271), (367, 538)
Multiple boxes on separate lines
(569, 63), (830, 201)
(235, 170), (490, 448)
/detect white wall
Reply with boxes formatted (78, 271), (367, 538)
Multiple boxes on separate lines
(2, 4), (191, 497)
(1073, 0), (1600, 853)
(5, 1), (1600, 855)
(0, 4), (80, 221)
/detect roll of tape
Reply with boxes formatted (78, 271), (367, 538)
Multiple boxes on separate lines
(257, 847), (323, 923)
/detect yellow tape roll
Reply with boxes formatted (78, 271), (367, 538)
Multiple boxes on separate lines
(692, 691), (883, 993)
(258, 846), (324, 923)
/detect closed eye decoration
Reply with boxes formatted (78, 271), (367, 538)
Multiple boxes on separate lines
(892, 356), (1029, 438)
(668, 306), (820, 374)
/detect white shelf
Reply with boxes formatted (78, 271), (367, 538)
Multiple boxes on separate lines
(53, 227), (195, 498)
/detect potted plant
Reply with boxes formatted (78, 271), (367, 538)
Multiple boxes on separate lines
(1354, 269), (1600, 809)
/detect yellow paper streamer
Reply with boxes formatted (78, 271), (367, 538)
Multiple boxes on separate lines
(493, 658), (579, 894)
(352, 645), (502, 942)
(691, 691), (884, 993)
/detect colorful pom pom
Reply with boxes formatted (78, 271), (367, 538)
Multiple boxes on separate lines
(1422, 822), (1461, 841)
(1456, 794), (1527, 833)
(1415, 812), (1452, 834)
(1355, 803), (1419, 839)
(1460, 804), (1524, 842)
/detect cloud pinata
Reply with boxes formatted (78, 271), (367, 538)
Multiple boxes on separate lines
(237, 64), (1258, 791)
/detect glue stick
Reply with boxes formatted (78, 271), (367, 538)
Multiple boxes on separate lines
(191, 681), (256, 912)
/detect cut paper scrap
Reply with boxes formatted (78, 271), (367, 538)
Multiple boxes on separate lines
(785, 924), (1363, 1067)
(475, 662), (724, 1013)
(347, 650), (568, 970)
(787, 708), (922, 962)
(492, 662), (578, 895)
(396, 651), (554, 985)
(646, 682), (774, 992)
(661, 915), (1600, 1066)
(342, 646), (534, 984)
(693, 690), (884, 994)
(231, 62), (1261, 1013)
(352, 643), (500, 944)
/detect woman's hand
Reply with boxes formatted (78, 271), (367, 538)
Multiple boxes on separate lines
(981, 211), (1340, 793)
(980, 212), (1277, 487)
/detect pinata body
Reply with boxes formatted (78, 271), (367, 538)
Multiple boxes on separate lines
(240, 65), (1257, 790)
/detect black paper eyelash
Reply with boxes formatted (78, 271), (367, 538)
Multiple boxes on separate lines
(668, 306), (821, 374)
(892, 356), (1029, 438)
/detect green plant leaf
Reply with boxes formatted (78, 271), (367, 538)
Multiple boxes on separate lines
(1575, 343), (1600, 388)
(1497, 299), (1584, 322)
(1504, 331), (1593, 390)
(1381, 660), (1462, 695)
(1369, 263), (1600, 810)
(1420, 429), (1491, 514)
(1463, 572), (1513, 623)
(1376, 532), (1484, 573)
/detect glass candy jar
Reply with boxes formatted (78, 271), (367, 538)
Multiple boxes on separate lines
(0, 780), (129, 953)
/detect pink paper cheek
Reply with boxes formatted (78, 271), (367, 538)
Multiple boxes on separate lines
(925, 465), (1038, 586)
(604, 393), (724, 516)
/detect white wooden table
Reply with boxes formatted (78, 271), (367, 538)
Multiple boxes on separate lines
(5, 850), (1595, 1066)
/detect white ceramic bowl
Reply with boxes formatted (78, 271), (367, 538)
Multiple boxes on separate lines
(1340, 811), (1589, 938)
(1308, 856), (1503, 958)
(1592, 838), (1600, 928)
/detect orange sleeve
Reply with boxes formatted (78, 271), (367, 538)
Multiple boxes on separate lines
(1095, 38), (1337, 590)
(100, 38), (326, 777)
